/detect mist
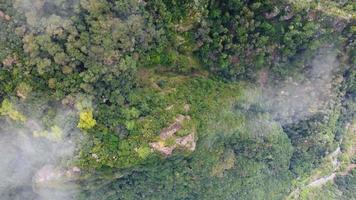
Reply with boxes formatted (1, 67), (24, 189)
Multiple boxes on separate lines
(262, 49), (341, 124)
(0, 107), (81, 200)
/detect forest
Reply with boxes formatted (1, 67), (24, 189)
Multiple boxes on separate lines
(0, 0), (355, 200)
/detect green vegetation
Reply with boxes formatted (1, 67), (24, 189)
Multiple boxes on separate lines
(0, 0), (354, 199)
(296, 169), (356, 200)
(0, 99), (26, 122)
(33, 125), (63, 141)
(78, 110), (97, 130)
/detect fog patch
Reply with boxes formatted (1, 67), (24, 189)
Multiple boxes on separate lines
(263, 49), (341, 124)
(13, 0), (79, 29)
(0, 106), (81, 200)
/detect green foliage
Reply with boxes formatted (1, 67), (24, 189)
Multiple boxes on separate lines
(298, 170), (356, 200)
(0, 99), (26, 122)
(78, 110), (97, 130)
(194, 0), (340, 80)
(33, 125), (63, 142)
(15, 82), (32, 99)
(0, 0), (354, 199)
(284, 112), (337, 176)
(136, 146), (152, 159)
(78, 92), (295, 199)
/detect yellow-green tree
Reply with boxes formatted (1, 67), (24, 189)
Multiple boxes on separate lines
(77, 109), (97, 130)
(0, 99), (26, 122)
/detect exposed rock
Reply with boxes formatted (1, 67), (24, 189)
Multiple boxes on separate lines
(175, 133), (196, 151)
(150, 115), (196, 156)
(281, 6), (294, 21)
(149, 142), (175, 156)
(159, 114), (188, 140)
(0, 10), (11, 21)
(282, 12), (294, 21)
(264, 7), (280, 19)
(160, 122), (182, 140)
(150, 132), (196, 156)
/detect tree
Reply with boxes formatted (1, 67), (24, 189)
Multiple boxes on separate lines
(78, 110), (97, 130)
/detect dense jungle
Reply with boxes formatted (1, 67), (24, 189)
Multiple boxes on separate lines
(0, 0), (355, 200)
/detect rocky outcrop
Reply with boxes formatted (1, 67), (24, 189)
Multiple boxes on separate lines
(175, 133), (196, 151)
(282, 6), (294, 21)
(159, 121), (182, 140)
(264, 7), (280, 19)
(149, 142), (175, 156)
(0, 10), (11, 21)
(150, 115), (196, 156)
